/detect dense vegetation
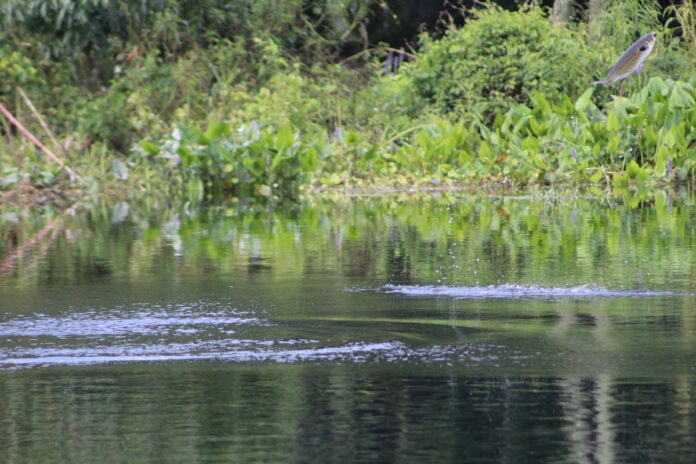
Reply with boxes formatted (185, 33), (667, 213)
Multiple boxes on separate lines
(2, 0), (696, 204)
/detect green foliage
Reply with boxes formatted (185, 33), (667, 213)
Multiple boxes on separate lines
(588, 0), (661, 52)
(0, 146), (68, 192)
(0, 0), (373, 70)
(150, 121), (328, 200)
(0, 0), (377, 150)
(1, 0), (140, 60)
(385, 118), (475, 177)
(5, 0), (696, 204)
(402, 6), (602, 120)
(375, 78), (696, 187)
(587, 0), (696, 92)
(0, 45), (40, 96)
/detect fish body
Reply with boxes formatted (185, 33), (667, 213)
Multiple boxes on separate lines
(593, 32), (657, 86)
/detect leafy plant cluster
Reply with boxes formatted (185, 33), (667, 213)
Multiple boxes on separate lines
(149, 3), (696, 199)
(0, 0), (375, 144)
(390, 77), (696, 188)
(0, 0), (368, 63)
(400, 6), (604, 120)
(145, 122), (327, 201)
(141, 75), (696, 200)
(0, 45), (39, 97)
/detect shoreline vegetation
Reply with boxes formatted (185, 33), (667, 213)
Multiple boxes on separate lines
(2, 1), (696, 208)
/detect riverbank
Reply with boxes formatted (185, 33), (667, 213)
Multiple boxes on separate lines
(2, 3), (696, 207)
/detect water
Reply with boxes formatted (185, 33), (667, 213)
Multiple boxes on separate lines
(1, 192), (696, 462)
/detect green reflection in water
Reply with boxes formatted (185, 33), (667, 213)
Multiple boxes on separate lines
(1, 190), (695, 291)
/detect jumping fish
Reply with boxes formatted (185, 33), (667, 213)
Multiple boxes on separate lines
(593, 32), (657, 86)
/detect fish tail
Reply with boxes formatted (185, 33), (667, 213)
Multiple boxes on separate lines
(592, 80), (606, 86)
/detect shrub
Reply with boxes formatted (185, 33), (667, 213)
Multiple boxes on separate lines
(0, 45), (40, 94)
(401, 5), (603, 120)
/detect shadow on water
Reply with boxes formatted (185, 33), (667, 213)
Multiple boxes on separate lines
(1, 191), (696, 462)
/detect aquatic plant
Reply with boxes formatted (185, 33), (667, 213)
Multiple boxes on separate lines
(145, 121), (327, 201)
(386, 77), (696, 187)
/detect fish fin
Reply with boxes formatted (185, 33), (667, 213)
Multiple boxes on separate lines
(636, 64), (643, 75)
(592, 80), (606, 86)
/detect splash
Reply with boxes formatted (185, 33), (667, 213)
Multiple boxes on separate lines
(383, 284), (674, 299)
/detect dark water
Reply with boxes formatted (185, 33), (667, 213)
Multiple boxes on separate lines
(1, 192), (696, 463)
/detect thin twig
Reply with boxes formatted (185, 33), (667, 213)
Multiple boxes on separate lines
(386, 47), (416, 60)
(0, 102), (86, 184)
(17, 87), (66, 157)
(340, 4), (370, 42)
(338, 46), (416, 65)
(301, 15), (332, 44)
(383, 123), (431, 146)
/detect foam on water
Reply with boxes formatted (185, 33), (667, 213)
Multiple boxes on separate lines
(0, 339), (525, 370)
(0, 298), (525, 368)
(1, 284), (676, 370)
(383, 284), (675, 299)
(0, 307), (268, 338)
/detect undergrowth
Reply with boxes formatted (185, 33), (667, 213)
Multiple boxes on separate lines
(2, 1), (696, 204)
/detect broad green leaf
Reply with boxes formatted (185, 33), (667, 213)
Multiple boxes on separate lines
(140, 141), (160, 156)
(669, 83), (695, 108)
(205, 121), (231, 140)
(626, 160), (641, 179)
(575, 87), (595, 112)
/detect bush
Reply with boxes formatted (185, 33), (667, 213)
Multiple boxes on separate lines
(401, 6), (603, 120)
(0, 45), (40, 92)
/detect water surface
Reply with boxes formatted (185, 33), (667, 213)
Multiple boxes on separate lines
(1, 192), (695, 462)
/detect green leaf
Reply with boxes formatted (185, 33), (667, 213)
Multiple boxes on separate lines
(479, 141), (491, 160)
(575, 87), (595, 112)
(588, 171), (603, 183)
(661, 128), (676, 149)
(140, 141), (160, 156)
(654, 146), (668, 175)
(299, 146), (319, 171)
(648, 77), (669, 97)
(270, 150), (286, 171)
(636, 166), (651, 184)
(205, 121), (231, 140)
(613, 171), (629, 187)
(276, 126), (295, 149)
(626, 160), (641, 180)
(530, 92), (550, 113)
(589, 185), (603, 196)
